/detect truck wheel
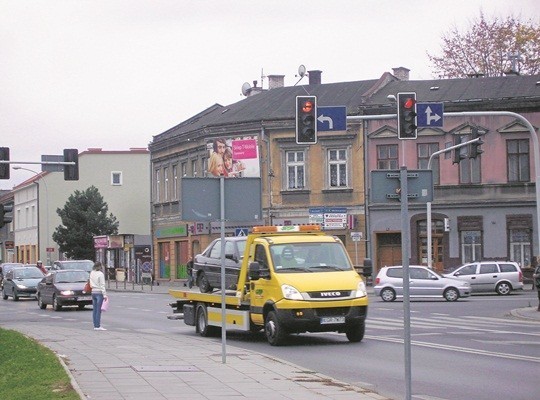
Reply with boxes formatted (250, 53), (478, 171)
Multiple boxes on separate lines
(346, 321), (365, 342)
(265, 311), (287, 346)
(196, 303), (220, 337)
(198, 272), (213, 293)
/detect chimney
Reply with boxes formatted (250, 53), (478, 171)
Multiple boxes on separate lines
(249, 80), (263, 96)
(268, 74), (285, 89)
(392, 67), (410, 81)
(308, 70), (322, 85)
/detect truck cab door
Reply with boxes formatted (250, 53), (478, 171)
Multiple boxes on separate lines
(248, 244), (272, 326)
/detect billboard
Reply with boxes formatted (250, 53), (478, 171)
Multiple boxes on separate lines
(206, 136), (260, 178)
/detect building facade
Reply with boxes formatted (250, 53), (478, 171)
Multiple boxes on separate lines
(150, 70), (540, 283)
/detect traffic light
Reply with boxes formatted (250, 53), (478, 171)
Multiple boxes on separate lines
(469, 127), (484, 159)
(453, 135), (467, 164)
(296, 96), (317, 144)
(0, 147), (9, 179)
(397, 92), (417, 139)
(63, 148), (79, 180)
(0, 204), (13, 229)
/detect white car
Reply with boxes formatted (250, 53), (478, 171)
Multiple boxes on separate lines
(374, 265), (471, 302)
(444, 261), (524, 295)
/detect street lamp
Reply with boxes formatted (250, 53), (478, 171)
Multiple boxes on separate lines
(13, 166), (50, 264)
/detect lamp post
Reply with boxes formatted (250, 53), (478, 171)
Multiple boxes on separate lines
(13, 166), (50, 264)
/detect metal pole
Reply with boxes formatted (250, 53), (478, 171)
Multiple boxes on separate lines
(400, 166), (412, 400)
(220, 176), (227, 363)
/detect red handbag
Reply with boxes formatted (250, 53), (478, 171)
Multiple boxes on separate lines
(84, 280), (91, 293)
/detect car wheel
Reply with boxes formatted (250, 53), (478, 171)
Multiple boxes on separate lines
(13, 289), (19, 301)
(2, 288), (8, 300)
(444, 287), (459, 302)
(496, 282), (512, 295)
(52, 295), (62, 311)
(346, 321), (365, 342)
(37, 294), (47, 309)
(265, 311), (287, 346)
(196, 303), (220, 337)
(380, 288), (396, 302)
(198, 272), (213, 293)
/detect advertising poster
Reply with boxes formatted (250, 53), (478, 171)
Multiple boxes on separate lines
(206, 136), (260, 178)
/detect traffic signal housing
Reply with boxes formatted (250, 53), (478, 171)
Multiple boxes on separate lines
(296, 96), (317, 144)
(0, 147), (9, 179)
(453, 135), (467, 164)
(469, 127), (484, 159)
(0, 203), (13, 228)
(397, 92), (417, 139)
(63, 148), (79, 180)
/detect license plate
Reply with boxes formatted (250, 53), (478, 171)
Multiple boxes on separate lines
(77, 296), (91, 301)
(321, 316), (345, 324)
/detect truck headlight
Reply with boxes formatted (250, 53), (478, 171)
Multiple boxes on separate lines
(281, 284), (303, 300)
(354, 280), (367, 298)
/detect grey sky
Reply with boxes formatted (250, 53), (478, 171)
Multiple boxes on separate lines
(2, 0), (538, 189)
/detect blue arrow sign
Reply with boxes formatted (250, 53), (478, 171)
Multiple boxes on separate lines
(417, 103), (444, 127)
(317, 106), (347, 131)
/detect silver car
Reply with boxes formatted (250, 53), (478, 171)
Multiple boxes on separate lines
(374, 265), (471, 302)
(444, 261), (524, 295)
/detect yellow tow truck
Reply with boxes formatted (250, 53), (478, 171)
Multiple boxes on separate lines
(169, 225), (368, 346)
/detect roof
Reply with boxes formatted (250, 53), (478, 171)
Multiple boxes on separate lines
(151, 72), (540, 144)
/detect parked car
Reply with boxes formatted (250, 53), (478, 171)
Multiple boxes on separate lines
(443, 261), (524, 295)
(374, 265), (471, 302)
(0, 262), (24, 289)
(37, 269), (92, 311)
(51, 260), (94, 273)
(2, 266), (45, 301)
(193, 237), (247, 293)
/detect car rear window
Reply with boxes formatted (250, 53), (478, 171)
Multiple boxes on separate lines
(386, 268), (403, 278)
(499, 263), (518, 272)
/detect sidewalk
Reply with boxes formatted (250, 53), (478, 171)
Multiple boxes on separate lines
(5, 281), (391, 400)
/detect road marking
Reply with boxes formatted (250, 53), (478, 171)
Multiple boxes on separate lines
(365, 335), (540, 363)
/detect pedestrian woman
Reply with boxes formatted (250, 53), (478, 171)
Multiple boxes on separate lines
(90, 262), (108, 330)
(533, 257), (540, 312)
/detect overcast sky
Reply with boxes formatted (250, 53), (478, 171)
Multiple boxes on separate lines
(2, 0), (539, 189)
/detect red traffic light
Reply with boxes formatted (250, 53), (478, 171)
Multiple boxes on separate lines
(404, 97), (416, 109)
(302, 100), (314, 113)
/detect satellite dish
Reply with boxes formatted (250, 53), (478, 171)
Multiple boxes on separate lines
(241, 82), (251, 96)
(298, 65), (307, 77)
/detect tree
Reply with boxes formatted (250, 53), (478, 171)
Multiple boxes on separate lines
(428, 12), (540, 78)
(52, 186), (119, 260)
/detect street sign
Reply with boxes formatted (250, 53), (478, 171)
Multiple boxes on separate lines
(350, 232), (363, 242)
(317, 106), (347, 132)
(417, 103), (444, 127)
(235, 228), (249, 237)
(370, 170), (433, 203)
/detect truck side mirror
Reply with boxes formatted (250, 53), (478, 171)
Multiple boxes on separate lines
(249, 262), (261, 280)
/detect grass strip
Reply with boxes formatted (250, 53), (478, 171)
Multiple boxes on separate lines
(0, 328), (80, 400)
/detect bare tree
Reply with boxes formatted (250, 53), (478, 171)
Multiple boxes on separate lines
(428, 12), (540, 78)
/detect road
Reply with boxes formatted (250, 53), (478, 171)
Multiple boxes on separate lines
(1, 288), (538, 400)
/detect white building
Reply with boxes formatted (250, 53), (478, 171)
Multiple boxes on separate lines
(12, 148), (150, 264)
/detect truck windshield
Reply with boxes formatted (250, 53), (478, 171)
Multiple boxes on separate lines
(270, 242), (353, 273)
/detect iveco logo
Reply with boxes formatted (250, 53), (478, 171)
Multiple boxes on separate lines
(321, 291), (341, 297)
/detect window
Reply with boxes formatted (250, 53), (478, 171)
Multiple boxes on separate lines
(172, 165), (178, 200)
(509, 228), (531, 267)
(377, 145), (398, 169)
(417, 143), (439, 184)
(457, 265), (477, 275)
(328, 148), (348, 188)
(155, 169), (160, 202)
(202, 157), (208, 177)
(163, 167), (169, 201)
(456, 134), (480, 184)
(181, 162), (187, 177)
(111, 171), (122, 186)
(286, 150), (305, 189)
(479, 264), (498, 274)
(192, 159), (198, 177)
(507, 139), (530, 182)
(460, 230), (482, 263)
